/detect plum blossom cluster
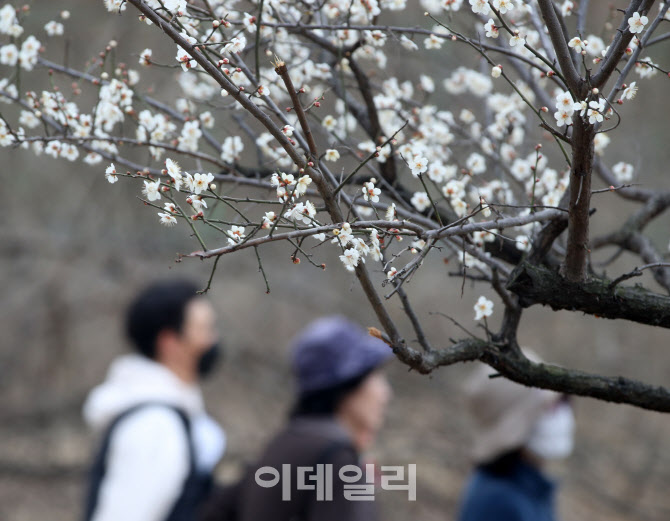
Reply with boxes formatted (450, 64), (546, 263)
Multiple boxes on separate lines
(334, 223), (383, 272)
(0, 0), (666, 316)
(553, 90), (608, 127)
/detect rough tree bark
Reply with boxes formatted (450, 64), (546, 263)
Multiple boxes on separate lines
(562, 118), (595, 282)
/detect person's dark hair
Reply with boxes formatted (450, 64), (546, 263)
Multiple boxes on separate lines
(478, 448), (524, 476)
(290, 369), (372, 418)
(125, 279), (199, 359)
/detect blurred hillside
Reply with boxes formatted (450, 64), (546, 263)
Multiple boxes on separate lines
(1, 2), (669, 521)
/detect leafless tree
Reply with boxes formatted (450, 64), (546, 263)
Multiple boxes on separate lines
(1, 0), (669, 411)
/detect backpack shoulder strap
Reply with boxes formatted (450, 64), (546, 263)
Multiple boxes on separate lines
(82, 402), (194, 521)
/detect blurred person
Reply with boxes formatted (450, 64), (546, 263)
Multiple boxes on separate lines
(81, 279), (225, 521)
(236, 315), (394, 521)
(456, 356), (575, 521)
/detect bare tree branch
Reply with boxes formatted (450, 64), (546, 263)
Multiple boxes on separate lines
(536, 0), (584, 94)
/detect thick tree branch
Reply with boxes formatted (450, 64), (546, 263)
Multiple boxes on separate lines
(536, 0), (583, 94)
(594, 160), (657, 202)
(507, 262), (670, 328)
(393, 337), (670, 412)
(480, 347), (670, 413)
(592, 0), (655, 88)
(561, 118), (595, 282)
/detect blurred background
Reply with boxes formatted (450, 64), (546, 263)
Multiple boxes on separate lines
(1, 1), (669, 520)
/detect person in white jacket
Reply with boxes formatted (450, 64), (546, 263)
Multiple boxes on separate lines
(81, 279), (226, 521)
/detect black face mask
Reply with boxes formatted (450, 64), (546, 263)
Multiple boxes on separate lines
(197, 343), (222, 378)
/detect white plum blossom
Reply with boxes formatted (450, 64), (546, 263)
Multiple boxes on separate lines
(473, 230), (495, 247)
(400, 35), (418, 51)
(492, 0), (515, 14)
(324, 149), (340, 161)
(587, 98), (605, 124)
(424, 34), (445, 50)
(189, 196), (207, 213)
(466, 152), (486, 174)
(364, 30), (387, 47)
(636, 58), (658, 78)
(18, 110), (40, 129)
(0, 44), (18, 66)
(469, 0), (490, 15)
(585, 35), (605, 57)
(19, 36), (41, 71)
(224, 36), (247, 54)
(363, 181), (381, 203)
(271, 172), (297, 200)
(491, 65), (502, 78)
(299, 201), (317, 224)
(452, 198), (468, 217)
(410, 155), (429, 176)
(381, 0), (408, 10)
(385, 203), (397, 221)
(61, 143), (79, 162)
(339, 248), (360, 272)
(574, 100), (588, 117)
(294, 175), (312, 198)
(163, 0), (188, 15)
(178, 120), (202, 152)
(0, 4), (17, 34)
(479, 198), (491, 217)
(199, 111), (215, 129)
(105, 163), (118, 184)
(554, 110), (573, 127)
(561, 0), (575, 16)
(509, 32), (524, 47)
(568, 37), (587, 53)
(443, 179), (466, 200)
(484, 19), (499, 38)
(227, 225), (246, 245)
(555, 91), (576, 113)
(176, 33), (198, 71)
(285, 201), (317, 224)
(554, 90), (578, 127)
(261, 212), (277, 229)
(420, 75), (435, 93)
(242, 12), (257, 32)
(139, 48), (152, 66)
(621, 82), (638, 101)
(628, 12), (648, 34)
(192, 172), (215, 194)
(158, 212), (178, 227)
(474, 296), (494, 320)
(164, 158), (183, 190)
(44, 21), (64, 36)
(332, 223), (354, 247)
(368, 229), (382, 261)
(411, 192), (431, 212)
(104, 0), (127, 12)
(515, 235), (531, 252)
(142, 179), (162, 201)
(612, 162), (634, 183)
(221, 136), (244, 163)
